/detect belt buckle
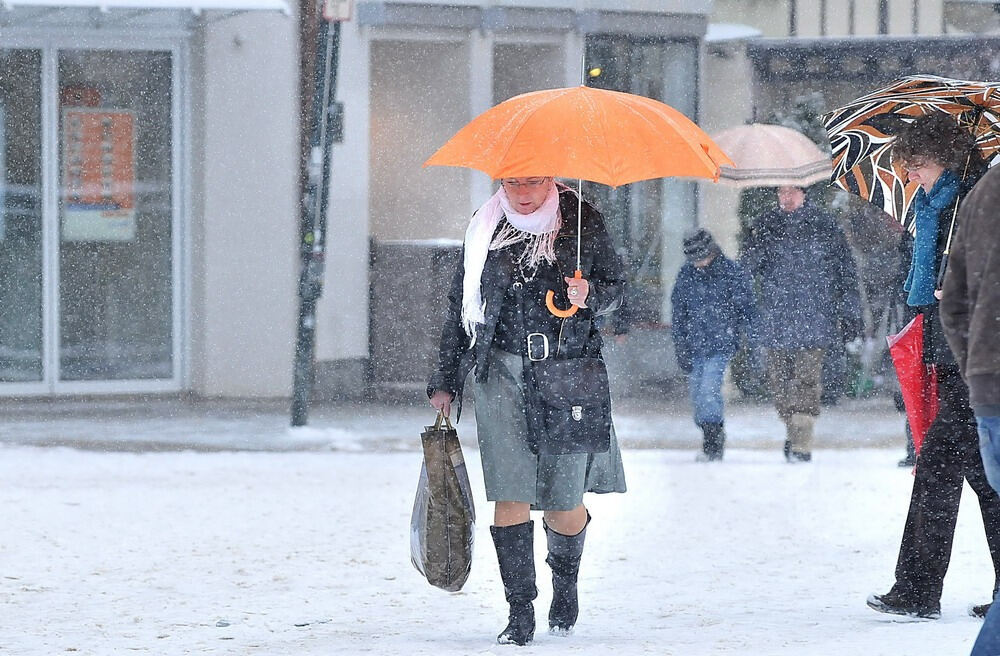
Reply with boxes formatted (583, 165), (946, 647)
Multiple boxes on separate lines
(526, 333), (549, 361)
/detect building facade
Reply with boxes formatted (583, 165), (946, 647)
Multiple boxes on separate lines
(0, 0), (712, 399)
(699, 0), (1000, 259)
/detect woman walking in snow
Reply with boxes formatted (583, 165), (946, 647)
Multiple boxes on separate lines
(867, 113), (1000, 621)
(428, 176), (627, 646)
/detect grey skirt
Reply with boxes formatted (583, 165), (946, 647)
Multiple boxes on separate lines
(473, 347), (626, 511)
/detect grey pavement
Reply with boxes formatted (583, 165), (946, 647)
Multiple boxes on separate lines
(0, 394), (907, 454)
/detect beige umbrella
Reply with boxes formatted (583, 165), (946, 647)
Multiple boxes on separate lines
(711, 123), (832, 188)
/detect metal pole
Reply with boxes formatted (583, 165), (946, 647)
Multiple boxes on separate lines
(292, 3), (342, 426)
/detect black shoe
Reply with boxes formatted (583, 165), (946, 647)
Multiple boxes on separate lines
(787, 450), (812, 463)
(700, 423), (725, 461)
(898, 454), (916, 468)
(491, 522), (537, 645)
(971, 603), (992, 619)
(783, 439), (791, 460)
(867, 592), (940, 620)
(545, 514), (590, 635)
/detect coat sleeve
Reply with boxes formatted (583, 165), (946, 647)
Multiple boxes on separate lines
(583, 209), (627, 316)
(670, 271), (692, 372)
(740, 214), (768, 279)
(427, 249), (472, 399)
(940, 208), (971, 376)
(731, 262), (760, 346)
(831, 224), (864, 340)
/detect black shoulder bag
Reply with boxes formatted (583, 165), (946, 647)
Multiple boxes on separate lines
(514, 286), (612, 456)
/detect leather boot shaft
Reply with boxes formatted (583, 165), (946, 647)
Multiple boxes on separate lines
(544, 513), (590, 633)
(490, 521), (537, 645)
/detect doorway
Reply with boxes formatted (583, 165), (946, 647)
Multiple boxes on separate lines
(0, 43), (183, 393)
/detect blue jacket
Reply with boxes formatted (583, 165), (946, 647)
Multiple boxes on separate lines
(742, 201), (863, 349)
(670, 254), (757, 372)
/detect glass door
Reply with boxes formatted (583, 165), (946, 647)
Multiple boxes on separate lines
(0, 42), (181, 395)
(57, 49), (176, 383)
(584, 36), (699, 324)
(0, 49), (44, 383)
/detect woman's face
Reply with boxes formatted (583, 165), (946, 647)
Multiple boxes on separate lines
(900, 157), (946, 193)
(500, 177), (553, 214)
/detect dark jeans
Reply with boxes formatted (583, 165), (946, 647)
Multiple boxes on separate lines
(891, 365), (1000, 604)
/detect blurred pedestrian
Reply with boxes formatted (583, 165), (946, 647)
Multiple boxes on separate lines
(427, 176), (627, 645)
(940, 163), (1000, 652)
(742, 186), (863, 462)
(671, 228), (757, 461)
(867, 112), (1000, 621)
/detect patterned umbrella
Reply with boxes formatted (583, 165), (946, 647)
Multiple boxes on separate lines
(823, 74), (1000, 227)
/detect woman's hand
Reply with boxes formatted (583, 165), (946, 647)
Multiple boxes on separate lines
(934, 288), (943, 300)
(429, 390), (453, 417)
(565, 276), (590, 308)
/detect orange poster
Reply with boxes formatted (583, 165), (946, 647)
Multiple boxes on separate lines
(62, 108), (136, 241)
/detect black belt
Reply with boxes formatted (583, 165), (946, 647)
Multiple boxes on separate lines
(496, 331), (552, 361)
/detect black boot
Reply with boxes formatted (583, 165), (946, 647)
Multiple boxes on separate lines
(544, 514), (590, 634)
(491, 522), (537, 646)
(701, 423), (725, 461)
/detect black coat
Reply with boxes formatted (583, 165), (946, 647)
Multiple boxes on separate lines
(427, 190), (626, 414)
(742, 200), (863, 349)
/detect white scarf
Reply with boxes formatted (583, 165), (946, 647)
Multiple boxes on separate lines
(460, 181), (561, 337)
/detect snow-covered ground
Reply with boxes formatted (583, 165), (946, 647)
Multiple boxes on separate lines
(2, 438), (994, 655)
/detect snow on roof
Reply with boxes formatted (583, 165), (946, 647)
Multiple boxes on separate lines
(705, 22), (762, 43)
(0, 0), (289, 14)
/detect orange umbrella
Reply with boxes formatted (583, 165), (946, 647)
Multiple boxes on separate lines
(423, 85), (732, 187)
(424, 85), (732, 316)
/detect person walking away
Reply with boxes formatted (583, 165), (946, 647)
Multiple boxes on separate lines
(940, 163), (1000, 651)
(867, 113), (1000, 621)
(671, 228), (757, 461)
(741, 186), (864, 462)
(428, 177), (627, 645)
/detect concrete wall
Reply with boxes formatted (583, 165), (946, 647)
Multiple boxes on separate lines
(316, 19), (372, 367)
(192, 12), (299, 397)
(699, 38), (754, 259)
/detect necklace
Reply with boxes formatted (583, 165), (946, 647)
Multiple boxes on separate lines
(517, 250), (539, 283)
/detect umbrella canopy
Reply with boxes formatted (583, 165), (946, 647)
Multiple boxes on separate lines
(711, 123), (831, 188)
(423, 85), (733, 187)
(823, 74), (1000, 225)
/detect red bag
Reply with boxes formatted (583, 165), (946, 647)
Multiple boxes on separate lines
(887, 314), (939, 456)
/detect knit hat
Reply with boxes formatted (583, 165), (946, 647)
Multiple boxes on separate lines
(682, 228), (719, 263)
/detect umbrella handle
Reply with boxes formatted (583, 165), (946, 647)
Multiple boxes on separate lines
(545, 270), (582, 318)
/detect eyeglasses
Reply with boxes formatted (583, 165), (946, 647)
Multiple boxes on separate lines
(501, 177), (551, 190)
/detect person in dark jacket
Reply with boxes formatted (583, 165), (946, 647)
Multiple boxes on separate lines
(671, 228), (757, 461)
(428, 177), (627, 646)
(867, 112), (1000, 622)
(741, 186), (864, 462)
(941, 163), (1000, 652)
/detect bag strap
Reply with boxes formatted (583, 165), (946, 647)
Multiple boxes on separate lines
(433, 411), (454, 431)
